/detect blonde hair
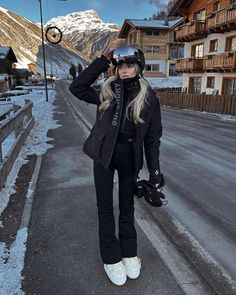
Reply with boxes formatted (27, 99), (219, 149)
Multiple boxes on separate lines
(99, 64), (149, 124)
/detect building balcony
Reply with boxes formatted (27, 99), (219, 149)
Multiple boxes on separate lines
(176, 57), (204, 72)
(175, 21), (207, 42)
(203, 52), (236, 72)
(207, 5), (236, 32)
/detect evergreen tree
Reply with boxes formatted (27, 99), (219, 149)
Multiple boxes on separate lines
(77, 63), (83, 74)
(69, 63), (76, 80)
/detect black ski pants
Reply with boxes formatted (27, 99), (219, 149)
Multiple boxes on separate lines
(93, 142), (137, 264)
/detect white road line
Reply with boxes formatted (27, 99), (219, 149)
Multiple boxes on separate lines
(134, 203), (212, 295)
(20, 155), (42, 230)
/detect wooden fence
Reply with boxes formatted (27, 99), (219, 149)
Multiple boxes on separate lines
(157, 92), (236, 116)
(0, 99), (35, 190)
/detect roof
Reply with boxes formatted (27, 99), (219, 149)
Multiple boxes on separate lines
(168, 0), (194, 16)
(0, 46), (18, 62)
(119, 18), (183, 38)
(12, 68), (32, 77)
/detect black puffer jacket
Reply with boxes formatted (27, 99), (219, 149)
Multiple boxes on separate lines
(69, 55), (163, 183)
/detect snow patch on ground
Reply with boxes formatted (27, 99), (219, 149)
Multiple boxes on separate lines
(0, 87), (60, 294)
(0, 228), (27, 295)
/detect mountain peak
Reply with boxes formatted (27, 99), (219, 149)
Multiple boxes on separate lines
(44, 9), (120, 60)
(0, 6), (9, 13)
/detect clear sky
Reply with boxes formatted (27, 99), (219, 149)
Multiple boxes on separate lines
(0, 0), (168, 26)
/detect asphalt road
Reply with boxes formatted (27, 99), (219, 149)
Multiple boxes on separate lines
(64, 80), (236, 286)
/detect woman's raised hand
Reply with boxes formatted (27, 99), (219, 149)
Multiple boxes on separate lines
(102, 47), (115, 62)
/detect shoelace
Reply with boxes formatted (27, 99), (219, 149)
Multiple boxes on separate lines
(108, 262), (125, 273)
(123, 257), (141, 268)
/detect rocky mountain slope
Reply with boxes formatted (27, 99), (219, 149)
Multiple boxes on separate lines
(0, 7), (120, 77)
(0, 7), (88, 76)
(45, 10), (120, 60)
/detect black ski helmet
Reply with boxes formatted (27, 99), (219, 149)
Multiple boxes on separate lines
(111, 46), (145, 73)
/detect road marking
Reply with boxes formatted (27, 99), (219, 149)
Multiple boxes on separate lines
(20, 155), (42, 229)
(134, 202), (212, 295)
(63, 95), (92, 137)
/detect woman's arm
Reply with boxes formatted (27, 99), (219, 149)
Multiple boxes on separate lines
(69, 55), (110, 105)
(144, 95), (163, 185)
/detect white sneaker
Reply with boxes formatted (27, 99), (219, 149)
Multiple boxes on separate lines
(122, 257), (141, 279)
(104, 261), (127, 286)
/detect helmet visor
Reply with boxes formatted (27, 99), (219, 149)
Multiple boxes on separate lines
(112, 46), (140, 65)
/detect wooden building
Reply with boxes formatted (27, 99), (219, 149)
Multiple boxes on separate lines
(118, 19), (184, 77)
(169, 0), (236, 95)
(0, 46), (17, 91)
(28, 62), (37, 75)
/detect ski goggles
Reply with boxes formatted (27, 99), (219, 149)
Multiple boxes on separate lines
(112, 46), (141, 65)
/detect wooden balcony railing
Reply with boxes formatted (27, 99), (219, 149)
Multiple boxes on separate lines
(207, 6), (236, 31)
(203, 52), (236, 71)
(175, 21), (207, 41)
(176, 58), (204, 72)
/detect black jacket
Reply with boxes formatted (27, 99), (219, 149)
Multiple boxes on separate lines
(69, 55), (163, 183)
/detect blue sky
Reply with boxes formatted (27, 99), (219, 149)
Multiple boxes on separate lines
(0, 0), (168, 26)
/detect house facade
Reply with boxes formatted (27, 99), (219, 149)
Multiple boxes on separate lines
(118, 19), (184, 77)
(28, 63), (37, 75)
(169, 0), (236, 95)
(0, 46), (18, 91)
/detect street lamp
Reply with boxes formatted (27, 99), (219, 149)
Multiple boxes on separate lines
(39, 0), (49, 102)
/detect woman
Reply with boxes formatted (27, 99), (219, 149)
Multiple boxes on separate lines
(69, 46), (163, 286)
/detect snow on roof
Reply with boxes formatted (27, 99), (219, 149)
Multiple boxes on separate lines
(128, 18), (182, 29)
(0, 46), (17, 62)
(0, 46), (11, 57)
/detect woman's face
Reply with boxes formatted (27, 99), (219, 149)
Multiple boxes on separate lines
(117, 63), (137, 80)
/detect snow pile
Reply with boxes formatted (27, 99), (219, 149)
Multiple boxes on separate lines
(0, 88), (60, 294)
(146, 76), (183, 89)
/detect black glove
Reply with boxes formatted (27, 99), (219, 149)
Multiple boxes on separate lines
(134, 177), (167, 207)
(149, 173), (165, 189)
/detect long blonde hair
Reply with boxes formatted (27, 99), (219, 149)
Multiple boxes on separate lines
(99, 64), (149, 124)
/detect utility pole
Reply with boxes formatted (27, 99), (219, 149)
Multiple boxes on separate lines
(39, 0), (49, 102)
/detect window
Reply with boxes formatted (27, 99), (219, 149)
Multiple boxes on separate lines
(145, 64), (160, 71)
(170, 46), (184, 58)
(213, 1), (220, 12)
(222, 78), (236, 95)
(207, 77), (215, 88)
(144, 46), (160, 53)
(230, 0), (236, 4)
(169, 64), (177, 76)
(193, 9), (206, 21)
(146, 31), (159, 36)
(189, 77), (202, 93)
(225, 36), (236, 51)
(152, 64), (160, 71)
(209, 39), (218, 52)
(191, 44), (204, 58)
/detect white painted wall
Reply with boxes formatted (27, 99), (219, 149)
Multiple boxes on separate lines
(184, 31), (236, 57)
(182, 72), (236, 94)
(182, 30), (236, 94)
(146, 59), (167, 75)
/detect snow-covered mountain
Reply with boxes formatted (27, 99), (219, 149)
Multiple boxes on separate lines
(0, 7), (87, 76)
(45, 10), (120, 60)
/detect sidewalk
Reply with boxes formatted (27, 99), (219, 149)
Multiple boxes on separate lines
(21, 85), (186, 295)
